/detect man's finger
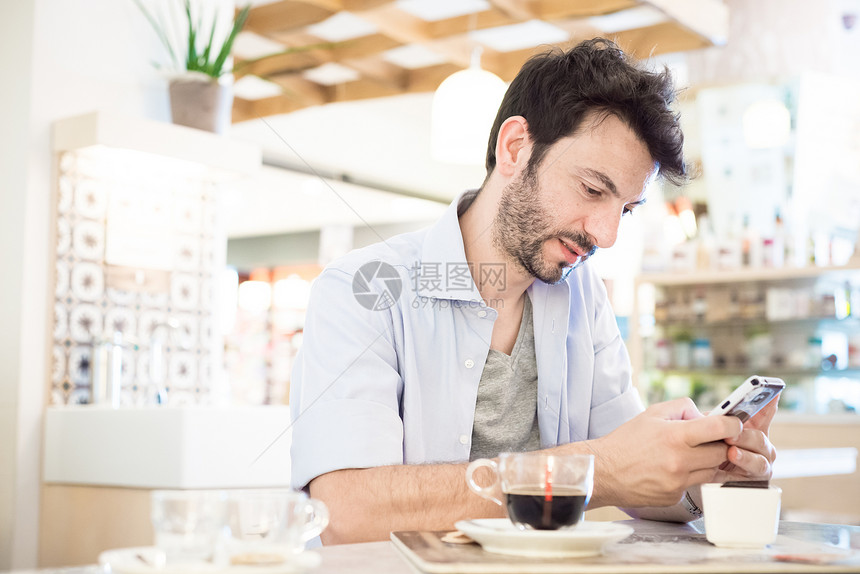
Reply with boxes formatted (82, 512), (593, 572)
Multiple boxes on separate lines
(681, 415), (742, 447)
(746, 394), (780, 432)
(727, 446), (772, 479)
(683, 441), (731, 471)
(725, 429), (775, 463)
(648, 397), (703, 421)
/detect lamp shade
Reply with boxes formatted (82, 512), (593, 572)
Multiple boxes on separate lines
(431, 64), (507, 165)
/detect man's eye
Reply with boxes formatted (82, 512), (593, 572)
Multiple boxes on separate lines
(584, 186), (601, 197)
(623, 205), (636, 216)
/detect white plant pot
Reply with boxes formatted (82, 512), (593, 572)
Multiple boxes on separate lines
(169, 75), (233, 134)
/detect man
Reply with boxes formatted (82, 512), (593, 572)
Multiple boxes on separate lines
(289, 38), (778, 544)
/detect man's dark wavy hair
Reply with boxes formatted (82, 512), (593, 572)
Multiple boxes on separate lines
(485, 38), (687, 186)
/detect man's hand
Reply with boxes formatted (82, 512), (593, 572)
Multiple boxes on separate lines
(712, 395), (779, 482)
(581, 398), (743, 508)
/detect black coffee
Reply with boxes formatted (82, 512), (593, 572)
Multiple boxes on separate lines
(504, 487), (588, 530)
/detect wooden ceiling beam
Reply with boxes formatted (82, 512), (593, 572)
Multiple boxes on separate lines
(481, 44), (575, 82)
(358, 4), (435, 44)
(423, 10), (518, 39)
(550, 17), (607, 41)
(405, 63), (464, 94)
(329, 33), (402, 60)
(360, 4), (522, 45)
(244, 0), (340, 35)
(267, 74), (328, 106)
(234, 0), (727, 122)
(611, 21), (711, 59)
(232, 94), (310, 123)
(534, 0), (638, 19)
(322, 77), (401, 103)
(341, 0), (393, 10)
(235, 50), (330, 78)
(489, 0), (638, 20)
(340, 57), (408, 91)
(422, 35), (476, 71)
(259, 30), (400, 62)
(486, 0), (535, 21)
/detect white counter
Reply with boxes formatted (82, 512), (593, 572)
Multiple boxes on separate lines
(43, 406), (292, 489)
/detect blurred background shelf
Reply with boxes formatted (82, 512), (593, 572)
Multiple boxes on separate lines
(657, 367), (860, 379)
(630, 264), (860, 419)
(638, 264), (860, 287)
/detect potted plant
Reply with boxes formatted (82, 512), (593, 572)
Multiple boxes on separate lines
(133, 0), (250, 133)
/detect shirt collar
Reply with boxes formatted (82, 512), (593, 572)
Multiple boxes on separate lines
(417, 190), (485, 303)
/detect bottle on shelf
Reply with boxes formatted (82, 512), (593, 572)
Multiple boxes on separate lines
(851, 283), (860, 319)
(741, 214), (763, 268)
(849, 334), (860, 369)
(835, 281), (852, 320)
(717, 213), (742, 269)
(696, 214), (717, 270)
(812, 231), (831, 267)
(692, 338), (713, 369)
(805, 335), (823, 370)
(690, 287), (707, 323)
(766, 209), (787, 268)
(673, 334), (692, 369)
(656, 339), (672, 369)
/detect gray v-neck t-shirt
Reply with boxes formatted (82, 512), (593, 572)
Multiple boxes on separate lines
(469, 295), (541, 461)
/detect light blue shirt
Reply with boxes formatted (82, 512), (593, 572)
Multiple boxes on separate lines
(289, 192), (643, 490)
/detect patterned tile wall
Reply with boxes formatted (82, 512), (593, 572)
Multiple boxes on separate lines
(51, 149), (222, 406)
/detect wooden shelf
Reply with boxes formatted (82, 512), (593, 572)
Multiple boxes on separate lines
(637, 265), (860, 287)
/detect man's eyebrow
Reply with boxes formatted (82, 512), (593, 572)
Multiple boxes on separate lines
(581, 168), (618, 197)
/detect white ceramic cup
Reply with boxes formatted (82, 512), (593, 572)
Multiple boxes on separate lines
(700, 483), (782, 548)
(150, 489), (228, 565)
(222, 489), (329, 566)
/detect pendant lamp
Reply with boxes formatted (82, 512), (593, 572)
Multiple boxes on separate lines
(431, 48), (507, 165)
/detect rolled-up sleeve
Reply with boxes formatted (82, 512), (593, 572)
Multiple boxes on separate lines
(289, 265), (405, 490)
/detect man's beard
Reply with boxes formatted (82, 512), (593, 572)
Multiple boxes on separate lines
(492, 170), (596, 285)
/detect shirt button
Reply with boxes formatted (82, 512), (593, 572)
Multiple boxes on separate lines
(464, 359), (475, 369)
(477, 309), (488, 318)
(459, 435), (469, 445)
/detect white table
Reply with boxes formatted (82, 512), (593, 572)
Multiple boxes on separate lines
(12, 519), (860, 574)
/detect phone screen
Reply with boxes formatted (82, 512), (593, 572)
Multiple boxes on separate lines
(710, 376), (785, 422)
(722, 386), (780, 422)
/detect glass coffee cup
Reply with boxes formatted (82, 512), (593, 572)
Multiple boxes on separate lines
(466, 452), (594, 530)
(150, 489), (228, 565)
(222, 489), (329, 566)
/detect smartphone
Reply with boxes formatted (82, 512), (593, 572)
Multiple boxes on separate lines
(707, 376), (785, 422)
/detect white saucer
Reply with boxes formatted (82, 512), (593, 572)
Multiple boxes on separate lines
(98, 547), (321, 574)
(454, 519), (634, 558)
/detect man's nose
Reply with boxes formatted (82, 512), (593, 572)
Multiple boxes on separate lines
(584, 209), (622, 249)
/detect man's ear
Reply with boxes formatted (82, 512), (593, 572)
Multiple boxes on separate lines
(494, 116), (530, 178)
